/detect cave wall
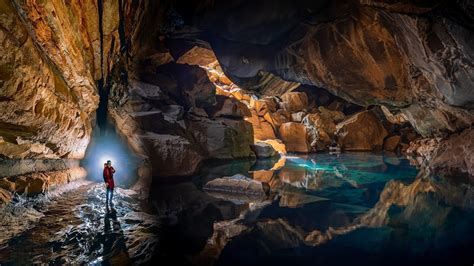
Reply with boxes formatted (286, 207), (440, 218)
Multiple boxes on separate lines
(1, 0), (473, 202)
(0, 0), (119, 200)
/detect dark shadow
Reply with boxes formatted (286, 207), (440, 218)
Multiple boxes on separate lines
(102, 206), (130, 265)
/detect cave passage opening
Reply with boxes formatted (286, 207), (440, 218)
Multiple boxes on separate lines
(80, 80), (140, 189)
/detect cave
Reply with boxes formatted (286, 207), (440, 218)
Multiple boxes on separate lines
(0, 0), (473, 265)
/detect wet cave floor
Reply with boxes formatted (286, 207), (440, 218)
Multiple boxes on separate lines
(1, 152), (474, 265)
(0, 182), (158, 265)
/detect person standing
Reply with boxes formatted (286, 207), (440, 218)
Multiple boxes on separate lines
(103, 160), (115, 206)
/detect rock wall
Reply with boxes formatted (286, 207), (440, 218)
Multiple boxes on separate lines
(0, 0), (117, 198)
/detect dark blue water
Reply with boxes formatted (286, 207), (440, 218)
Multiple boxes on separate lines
(151, 152), (474, 266)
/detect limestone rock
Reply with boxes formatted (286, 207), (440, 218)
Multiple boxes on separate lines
(336, 111), (388, 151)
(251, 142), (278, 158)
(279, 122), (309, 153)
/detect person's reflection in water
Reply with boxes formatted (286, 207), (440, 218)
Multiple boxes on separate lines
(102, 205), (130, 265)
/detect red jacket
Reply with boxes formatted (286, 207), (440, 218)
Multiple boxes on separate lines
(103, 166), (115, 189)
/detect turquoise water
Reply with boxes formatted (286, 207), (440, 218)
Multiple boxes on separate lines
(151, 152), (474, 266)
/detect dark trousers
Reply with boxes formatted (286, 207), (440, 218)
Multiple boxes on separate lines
(106, 187), (114, 204)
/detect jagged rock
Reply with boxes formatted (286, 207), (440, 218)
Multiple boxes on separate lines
(279, 92), (308, 112)
(384, 135), (401, 151)
(204, 174), (270, 197)
(251, 142), (278, 158)
(279, 122), (309, 153)
(336, 110), (388, 151)
(302, 113), (336, 151)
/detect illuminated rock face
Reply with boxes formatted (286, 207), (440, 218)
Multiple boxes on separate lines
(336, 110), (389, 151)
(0, 0), (101, 160)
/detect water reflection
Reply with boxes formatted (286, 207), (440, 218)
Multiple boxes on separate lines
(151, 152), (474, 266)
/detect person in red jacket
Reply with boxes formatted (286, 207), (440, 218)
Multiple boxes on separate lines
(103, 160), (115, 205)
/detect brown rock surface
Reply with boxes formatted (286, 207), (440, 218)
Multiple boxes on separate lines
(384, 135), (401, 151)
(302, 113), (337, 151)
(0, 0), (98, 160)
(430, 129), (474, 178)
(246, 110), (277, 141)
(279, 122), (309, 153)
(336, 110), (388, 151)
(279, 92), (308, 112)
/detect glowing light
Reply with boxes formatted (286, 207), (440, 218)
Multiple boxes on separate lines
(81, 129), (140, 188)
(99, 155), (115, 168)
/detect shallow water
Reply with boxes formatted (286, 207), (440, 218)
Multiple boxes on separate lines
(0, 182), (159, 265)
(151, 152), (474, 266)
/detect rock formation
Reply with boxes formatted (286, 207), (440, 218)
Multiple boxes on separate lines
(1, 0), (473, 201)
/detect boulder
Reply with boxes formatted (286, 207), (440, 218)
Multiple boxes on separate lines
(279, 122), (309, 153)
(302, 113), (336, 150)
(143, 133), (204, 177)
(280, 92), (308, 112)
(336, 110), (388, 151)
(384, 135), (401, 151)
(251, 142), (278, 158)
(204, 174), (270, 196)
(190, 117), (255, 159)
